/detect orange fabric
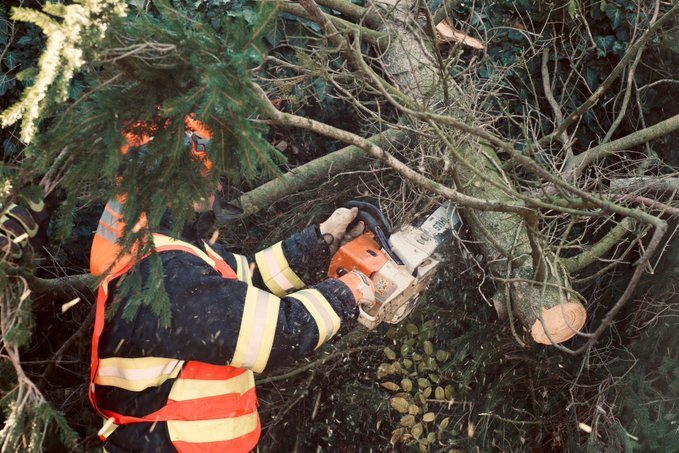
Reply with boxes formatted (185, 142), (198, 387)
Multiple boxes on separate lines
(99, 389), (258, 423)
(179, 362), (247, 380)
(89, 197), (147, 276)
(90, 234), (258, 452)
(185, 115), (214, 175)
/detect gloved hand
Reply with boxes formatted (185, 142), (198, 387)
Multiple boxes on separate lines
(338, 270), (375, 307)
(0, 200), (43, 259)
(320, 207), (365, 254)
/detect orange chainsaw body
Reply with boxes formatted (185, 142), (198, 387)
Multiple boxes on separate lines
(328, 233), (389, 279)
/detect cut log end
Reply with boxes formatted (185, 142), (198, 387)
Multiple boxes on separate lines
(531, 302), (587, 345)
(435, 19), (485, 50)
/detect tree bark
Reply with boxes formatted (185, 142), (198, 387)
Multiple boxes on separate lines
(233, 128), (412, 216)
(370, 0), (586, 344)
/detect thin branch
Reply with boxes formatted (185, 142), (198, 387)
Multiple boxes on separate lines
(252, 82), (533, 216)
(314, 0), (381, 29)
(535, 4), (679, 149)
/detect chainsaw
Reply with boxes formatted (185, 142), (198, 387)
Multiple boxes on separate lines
(329, 200), (461, 329)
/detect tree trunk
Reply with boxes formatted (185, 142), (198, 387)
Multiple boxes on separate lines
(371, 0), (586, 344)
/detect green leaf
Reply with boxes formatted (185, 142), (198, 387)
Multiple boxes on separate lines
(435, 386), (445, 400)
(411, 423), (424, 439)
(594, 35), (616, 57)
(568, 0), (578, 19)
(423, 341), (434, 356)
(605, 4), (624, 29)
(423, 412), (436, 423)
(384, 347), (397, 361)
(406, 323), (419, 335)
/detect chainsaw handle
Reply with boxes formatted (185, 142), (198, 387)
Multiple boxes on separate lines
(346, 200), (404, 266)
(346, 200), (392, 233)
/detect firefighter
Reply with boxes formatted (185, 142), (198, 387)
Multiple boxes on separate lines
(89, 118), (375, 452)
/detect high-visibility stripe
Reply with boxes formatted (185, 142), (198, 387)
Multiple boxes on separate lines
(168, 371), (255, 401)
(95, 222), (118, 242)
(100, 207), (121, 231)
(234, 254), (252, 285)
(179, 362), (247, 380)
(99, 419), (118, 440)
(254, 242), (304, 296)
(167, 412), (259, 443)
(170, 419), (260, 453)
(231, 287), (280, 373)
(107, 198), (123, 214)
(95, 357), (184, 391)
(153, 235), (217, 269)
(289, 289), (341, 349)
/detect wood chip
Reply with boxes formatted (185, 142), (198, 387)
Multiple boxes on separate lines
(208, 229), (220, 245)
(578, 422), (592, 433)
(61, 297), (81, 313)
(435, 20), (485, 50)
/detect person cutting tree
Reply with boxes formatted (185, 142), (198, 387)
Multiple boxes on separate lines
(86, 116), (376, 452)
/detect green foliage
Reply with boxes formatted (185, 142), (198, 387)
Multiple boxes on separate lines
(0, 0), (128, 143)
(25, 1), (282, 245)
(459, 0), (677, 147)
(0, 397), (78, 452)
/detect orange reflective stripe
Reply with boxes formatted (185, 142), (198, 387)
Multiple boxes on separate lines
(98, 388), (259, 424)
(90, 234), (242, 420)
(179, 362), (247, 380)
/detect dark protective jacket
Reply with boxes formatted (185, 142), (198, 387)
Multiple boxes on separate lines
(91, 216), (358, 452)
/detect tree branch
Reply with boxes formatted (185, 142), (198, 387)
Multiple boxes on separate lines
(561, 217), (636, 273)
(535, 4), (679, 150)
(565, 113), (679, 176)
(252, 82), (533, 216)
(281, 2), (388, 48)
(232, 128), (412, 216)
(314, 0), (381, 30)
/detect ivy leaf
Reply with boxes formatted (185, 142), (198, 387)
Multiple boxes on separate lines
(594, 35), (616, 57)
(605, 4), (624, 30)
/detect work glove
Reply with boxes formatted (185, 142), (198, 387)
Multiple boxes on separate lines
(320, 207), (365, 254)
(338, 269), (375, 308)
(0, 195), (47, 260)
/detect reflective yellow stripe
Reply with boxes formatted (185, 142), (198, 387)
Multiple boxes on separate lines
(99, 420), (118, 439)
(152, 235), (217, 268)
(167, 412), (259, 443)
(95, 357), (184, 391)
(234, 254), (252, 285)
(289, 289), (341, 349)
(254, 242), (304, 296)
(168, 370), (255, 401)
(231, 287), (280, 373)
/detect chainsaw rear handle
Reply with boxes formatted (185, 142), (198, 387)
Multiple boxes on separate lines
(346, 200), (393, 233)
(346, 200), (404, 266)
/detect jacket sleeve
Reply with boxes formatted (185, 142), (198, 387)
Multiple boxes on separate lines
(212, 224), (331, 295)
(164, 261), (358, 373)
